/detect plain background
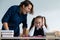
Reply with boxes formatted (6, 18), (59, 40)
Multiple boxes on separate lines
(0, 0), (60, 32)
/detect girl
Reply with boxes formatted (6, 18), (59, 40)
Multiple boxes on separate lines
(29, 16), (48, 37)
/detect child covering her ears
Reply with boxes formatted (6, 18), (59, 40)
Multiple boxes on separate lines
(29, 16), (48, 37)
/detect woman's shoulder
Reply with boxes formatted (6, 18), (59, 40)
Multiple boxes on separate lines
(10, 5), (19, 8)
(9, 5), (19, 11)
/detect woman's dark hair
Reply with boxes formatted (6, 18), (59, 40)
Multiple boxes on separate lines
(29, 16), (47, 31)
(19, 0), (33, 14)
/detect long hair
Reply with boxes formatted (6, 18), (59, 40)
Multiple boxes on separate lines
(29, 16), (47, 31)
(43, 17), (47, 28)
(29, 18), (35, 31)
(35, 16), (47, 28)
(19, 0), (33, 14)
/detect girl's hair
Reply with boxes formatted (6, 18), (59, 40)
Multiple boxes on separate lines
(29, 18), (35, 31)
(29, 16), (47, 31)
(43, 17), (47, 28)
(19, 0), (33, 14)
(36, 16), (47, 28)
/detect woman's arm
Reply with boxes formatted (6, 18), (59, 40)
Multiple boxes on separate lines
(22, 14), (29, 36)
(2, 6), (14, 30)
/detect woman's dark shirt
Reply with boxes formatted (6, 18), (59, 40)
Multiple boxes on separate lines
(1, 5), (27, 36)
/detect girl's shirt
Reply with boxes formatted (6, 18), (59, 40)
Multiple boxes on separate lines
(33, 27), (45, 36)
(29, 26), (48, 36)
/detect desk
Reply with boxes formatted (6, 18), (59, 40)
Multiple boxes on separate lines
(0, 37), (46, 39)
(0, 37), (60, 40)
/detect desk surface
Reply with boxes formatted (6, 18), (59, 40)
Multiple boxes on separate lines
(1, 37), (60, 39)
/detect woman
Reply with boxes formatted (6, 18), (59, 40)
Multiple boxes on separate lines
(1, 0), (33, 37)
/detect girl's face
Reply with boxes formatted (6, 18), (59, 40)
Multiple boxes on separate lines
(23, 4), (32, 14)
(34, 18), (43, 28)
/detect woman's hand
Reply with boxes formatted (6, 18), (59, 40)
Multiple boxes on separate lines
(21, 28), (29, 37)
(3, 22), (9, 30)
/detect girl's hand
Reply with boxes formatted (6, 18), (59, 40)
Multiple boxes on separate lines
(43, 17), (45, 26)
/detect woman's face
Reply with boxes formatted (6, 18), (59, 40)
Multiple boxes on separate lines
(34, 18), (43, 28)
(23, 4), (32, 14)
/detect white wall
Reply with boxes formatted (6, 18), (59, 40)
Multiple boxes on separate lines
(0, 0), (60, 32)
